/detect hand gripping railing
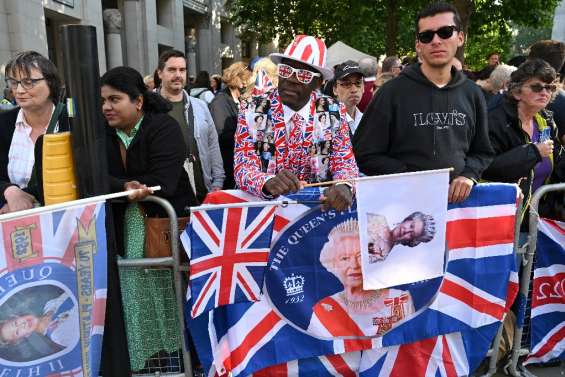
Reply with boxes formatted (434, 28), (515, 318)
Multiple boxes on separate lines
(117, 195), (193, 377)
(505, 183), (565, 377)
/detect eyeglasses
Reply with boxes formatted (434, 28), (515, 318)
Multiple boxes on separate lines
(337, 80), (363, 89)
(6, 77), (46, 90)
(528, 83), (557, 93)
(277, 63), (321, 84)
(417, 25), (458, 44)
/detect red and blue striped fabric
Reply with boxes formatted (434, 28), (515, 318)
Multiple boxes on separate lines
(187, 184), (519, 377)
(182, 190), (276, 318)
(524, 218), (565, 365)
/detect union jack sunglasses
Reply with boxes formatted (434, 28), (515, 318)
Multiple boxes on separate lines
(277, 63), (321, 84)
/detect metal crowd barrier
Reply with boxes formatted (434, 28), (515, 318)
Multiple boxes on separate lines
(117, 196), (193, 377)
(480, 195), (523, 377)
(504, 183), (565, 377)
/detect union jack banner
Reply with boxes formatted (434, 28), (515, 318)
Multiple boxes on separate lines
(183, 192), (276, 318)
(0, 201), (107, 377)
(524, 218), (565, 365)
(187, 183), (520, 377)
(251, 68), (275, 96)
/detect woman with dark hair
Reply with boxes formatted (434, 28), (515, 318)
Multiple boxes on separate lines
(210, 74), (222, 95)
(189, 70), (215, 104)
(484, 59), (565, 224)
(101, 66), (196, 371)
(0, 51), (68, 213)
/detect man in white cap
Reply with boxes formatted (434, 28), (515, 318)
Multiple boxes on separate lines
(233, 35), (359, 211)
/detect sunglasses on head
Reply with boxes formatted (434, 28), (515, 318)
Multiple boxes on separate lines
(528, 83), (557, 93)
(277, 63), (321, 84)
(417, 25), (458, 44)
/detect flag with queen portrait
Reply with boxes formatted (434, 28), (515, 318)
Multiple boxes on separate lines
(184, 179), (520, 376)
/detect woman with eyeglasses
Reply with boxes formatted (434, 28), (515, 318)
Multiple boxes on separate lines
(484, 58), (565, 222)
(0, 51), (68, 213)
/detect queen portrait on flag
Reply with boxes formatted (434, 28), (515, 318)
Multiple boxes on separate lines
(307, 219), (415, 338)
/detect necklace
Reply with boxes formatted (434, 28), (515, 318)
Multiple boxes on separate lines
(340, 291), (382, 311)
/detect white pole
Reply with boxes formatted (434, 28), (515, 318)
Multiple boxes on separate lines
(190, 199), (303, 212)
(0, 186), (161, 222)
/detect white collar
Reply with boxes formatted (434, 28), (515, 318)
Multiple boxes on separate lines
(283, 100), (312, 124)
(15, 104), (55, 129)
(345, 107), (362, 122)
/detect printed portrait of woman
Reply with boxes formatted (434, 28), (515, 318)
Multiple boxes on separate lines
(261, 142), (273, 171)
(307, 219), (414, 338)
(254, 98), (269, 114)
(366, 212), (436, 263)
(254, 114), (266, 131)
(316, 97), (328, 112)
(0, 284), (79, 363)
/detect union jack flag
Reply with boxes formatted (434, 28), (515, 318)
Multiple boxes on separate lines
(250, 332), (476, 377)
(524, 218), (565, 365)
(187, 184), (520, 376)
(251, 68), (275, 96)
(183, 193), (277, 318)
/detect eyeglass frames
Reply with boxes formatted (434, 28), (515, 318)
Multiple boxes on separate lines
(5, 77), (46, 90)
(417, 25), (459, 44)
(277, 63), (321, 84)
(528, 83), (557, 93)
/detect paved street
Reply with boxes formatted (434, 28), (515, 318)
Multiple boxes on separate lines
(494, 365), (564, 376)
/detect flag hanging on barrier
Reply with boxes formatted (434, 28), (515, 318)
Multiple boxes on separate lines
(525, 218), (565, 365)
(0, 201), (107, 377)
(185, 183), (519, 377)
(184, 199), (276, 318)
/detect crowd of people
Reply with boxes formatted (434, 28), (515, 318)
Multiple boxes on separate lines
(0, 1), (563, 375)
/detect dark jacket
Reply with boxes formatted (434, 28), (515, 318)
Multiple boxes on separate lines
(209, 88), (239, 189)
(353, 63), (494, 181)
(106, 111), (197, 218)
(106, 111), (197, 257)
(547, 89), (565, 141)
(483, 97), (564, 208)
(0, 106), (70, 204)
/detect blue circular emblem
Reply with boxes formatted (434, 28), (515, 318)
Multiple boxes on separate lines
(265, 204), (439, 339)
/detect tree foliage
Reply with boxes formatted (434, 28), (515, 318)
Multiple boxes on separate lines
(229, 0), (560, 70)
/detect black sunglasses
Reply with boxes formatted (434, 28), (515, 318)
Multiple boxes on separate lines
(417, 25), (458, 44)
(528, 83), (557, 93)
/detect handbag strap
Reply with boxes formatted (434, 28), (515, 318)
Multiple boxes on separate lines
(118, 141), (127, 170)
(46, 102), (65, 134)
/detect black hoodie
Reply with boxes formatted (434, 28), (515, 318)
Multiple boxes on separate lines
(353, 63), (494, 180)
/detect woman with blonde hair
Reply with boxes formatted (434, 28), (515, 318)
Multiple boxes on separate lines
(209, 62), (251, 188)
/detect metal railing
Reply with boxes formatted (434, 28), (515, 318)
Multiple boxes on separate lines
(505, 183), (565, 377)
(117, 196), (193, 377)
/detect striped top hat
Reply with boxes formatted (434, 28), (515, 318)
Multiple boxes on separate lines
(270, 35), (334, 80)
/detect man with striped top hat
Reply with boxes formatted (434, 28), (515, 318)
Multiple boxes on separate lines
(233, 35), (359, 211)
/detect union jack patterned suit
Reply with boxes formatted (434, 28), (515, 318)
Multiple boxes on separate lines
(234, 89), (359, 197)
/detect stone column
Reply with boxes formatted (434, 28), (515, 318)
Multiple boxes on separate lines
(103, 9), (123, 69)
(185, 29), (198, 78)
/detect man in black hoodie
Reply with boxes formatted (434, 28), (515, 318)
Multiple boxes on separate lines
(353, 2), (493, 203)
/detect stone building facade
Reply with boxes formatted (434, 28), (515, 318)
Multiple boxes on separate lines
(552, 0), (565, 42)
(0, 0), (275, 84)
